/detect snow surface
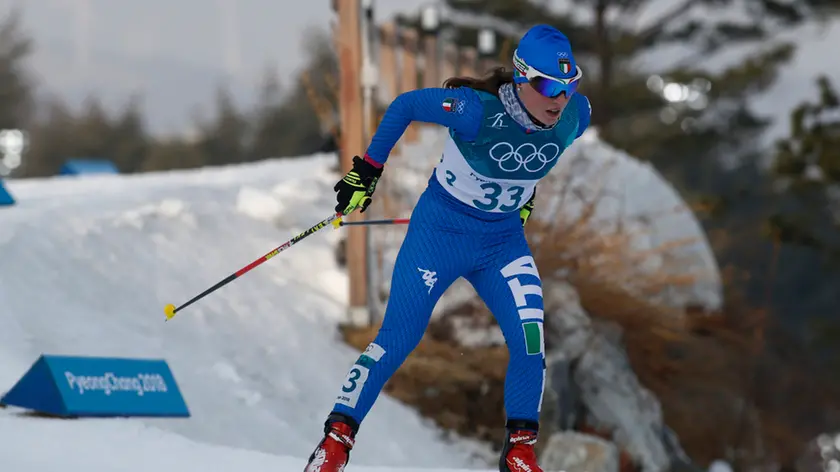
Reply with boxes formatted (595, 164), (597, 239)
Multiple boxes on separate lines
(0, 155), (492, 470)
(0, 409), (482, 472)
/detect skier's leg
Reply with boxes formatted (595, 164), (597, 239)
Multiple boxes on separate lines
(305, 215), (467, 472)
(465, 228), (546, 472)
(306, 176), (486, 472)
(329, 218), (464, 424)
(467, 241), (545, 421)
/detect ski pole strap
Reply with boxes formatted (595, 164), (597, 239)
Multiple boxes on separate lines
(338, 218), (410, 227)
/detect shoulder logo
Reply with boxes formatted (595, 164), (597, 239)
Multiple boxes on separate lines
(442, 97), (457, 113)
(442, 97), (465, 114)
(487, 112), (507, 129)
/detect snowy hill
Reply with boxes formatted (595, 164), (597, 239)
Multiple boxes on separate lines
(0, 155), (490, 469)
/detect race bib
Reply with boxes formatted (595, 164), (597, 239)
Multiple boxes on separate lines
(435, 137), (537, 213)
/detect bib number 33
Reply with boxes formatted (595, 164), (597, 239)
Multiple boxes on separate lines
(444, 170), (527, 212)
(473, 182), (525, 212)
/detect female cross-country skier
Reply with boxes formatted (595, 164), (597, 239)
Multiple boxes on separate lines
(304, 24), (591, 472)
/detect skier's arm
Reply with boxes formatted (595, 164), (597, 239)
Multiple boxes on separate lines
(362, 87), (484, 167)
(574, 94), (592, 138)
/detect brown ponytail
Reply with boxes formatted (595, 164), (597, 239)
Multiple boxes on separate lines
(442, 66), (515, 96)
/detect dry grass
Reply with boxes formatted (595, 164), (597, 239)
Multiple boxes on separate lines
(529, 161), (705, 330)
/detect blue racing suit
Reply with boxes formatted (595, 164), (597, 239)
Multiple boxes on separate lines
(331, 84), (591, 427)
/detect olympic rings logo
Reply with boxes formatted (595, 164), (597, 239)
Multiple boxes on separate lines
(488, 142), (561, 173)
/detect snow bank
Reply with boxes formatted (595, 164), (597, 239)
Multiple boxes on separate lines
(0, 155), (488, 469)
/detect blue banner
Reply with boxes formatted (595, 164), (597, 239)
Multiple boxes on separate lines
(59, 159), (119, 175)
(1, 354), (190, 418)
(0, 180), (13, 206)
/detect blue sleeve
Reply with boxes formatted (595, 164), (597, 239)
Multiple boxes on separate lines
(575, 94), (592, 138)
(364, 87), (484, 165)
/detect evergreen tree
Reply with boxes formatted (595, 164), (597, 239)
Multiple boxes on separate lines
(20, 96), (74, 177)
(766, 75), (840, 316)
(193, 84), (250, 167)
(248, 66), (288, 160)
(109, 95), (150, 173)
(247, 27), (339, 159)
(22, 95), (152, 176)
(141, 136), (208, 172)
(0, 8), (36, 177)
(0, 8), (35, 131)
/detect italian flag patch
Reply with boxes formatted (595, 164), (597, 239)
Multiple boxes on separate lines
(442, 97), (457, 112)
(522, 322), (544, 356)
(558, 59), (572, 75)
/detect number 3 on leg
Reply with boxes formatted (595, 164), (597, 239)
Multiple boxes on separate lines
(342, 368), (362, 392)
(336, 366), (369, 409)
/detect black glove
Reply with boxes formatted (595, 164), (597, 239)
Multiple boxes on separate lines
(520, 187), (536, 226)
(334, 155), (384, 215)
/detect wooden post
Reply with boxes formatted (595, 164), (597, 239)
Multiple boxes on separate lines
(479, 54), (497, 76)
(399, 27), (419, 143)
(377, 21), (400, 156)
(335, 0), (368, 325)
(440, 42), (457, 84)
(419, 29), (439, 135)
(377, 22), (400, 102)
(459, 46), (478, 78)
(422, 32), (438, 89)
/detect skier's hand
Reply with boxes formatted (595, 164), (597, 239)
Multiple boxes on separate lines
(520, 188), (536, 226)
(334, 155), (384, 215)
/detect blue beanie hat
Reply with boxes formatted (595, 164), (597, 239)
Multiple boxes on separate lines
(513, 24), (578, 82)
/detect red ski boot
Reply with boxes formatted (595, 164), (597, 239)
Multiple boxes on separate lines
(499, 420), (543, 472)
(304, 414), (357, 472)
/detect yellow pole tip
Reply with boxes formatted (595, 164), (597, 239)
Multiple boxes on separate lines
(164, 304), (176, 319)
(331, 218), (343, 229)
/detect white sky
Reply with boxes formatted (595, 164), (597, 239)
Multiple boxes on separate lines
(0, 0), (836, 144)
(0, 0), (436, 135)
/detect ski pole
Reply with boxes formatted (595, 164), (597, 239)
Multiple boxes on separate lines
(163, 211), (345, 321)
(338, 218), (410, 227)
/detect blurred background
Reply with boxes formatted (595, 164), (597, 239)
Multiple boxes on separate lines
(1, 1), (840, 472)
